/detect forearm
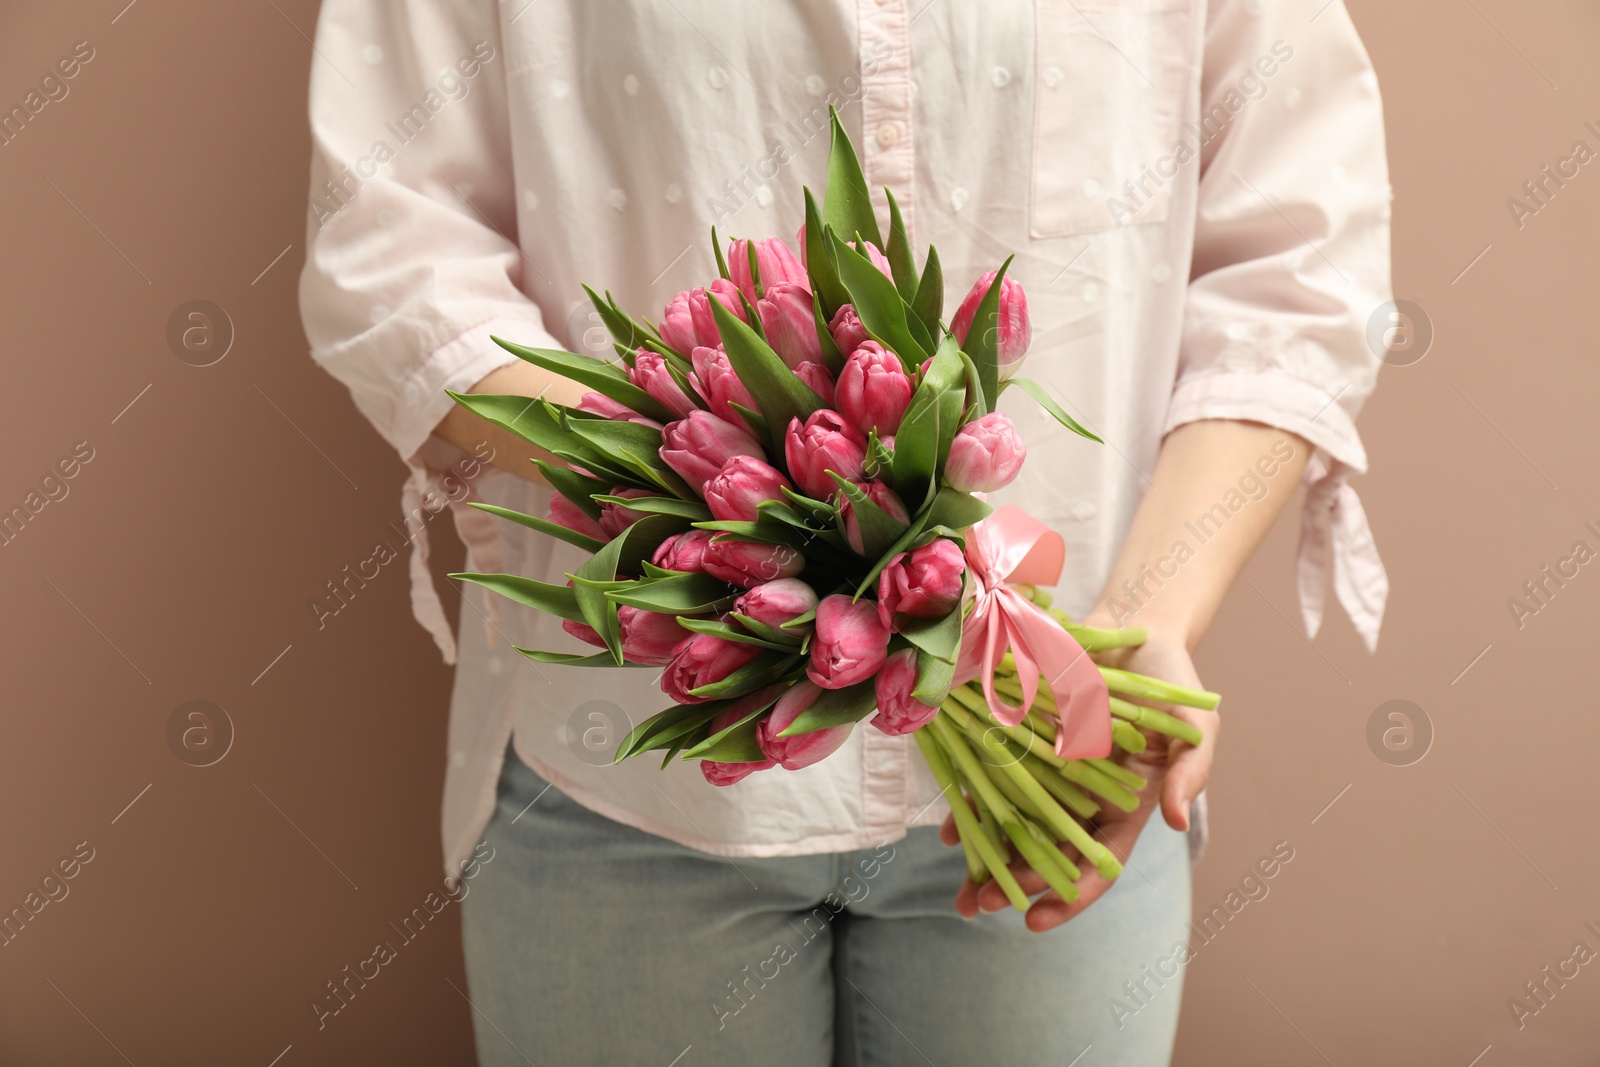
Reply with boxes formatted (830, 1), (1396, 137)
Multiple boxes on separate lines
(1087, 420), (1309, 649)
(433, 361), (591, 481)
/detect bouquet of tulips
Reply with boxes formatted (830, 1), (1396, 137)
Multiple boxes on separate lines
(448, 110), (1219, 913)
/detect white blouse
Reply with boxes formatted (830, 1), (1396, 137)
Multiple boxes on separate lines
(299, 0), (1392, 877)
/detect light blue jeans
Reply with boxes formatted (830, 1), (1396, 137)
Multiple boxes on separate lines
(461, 744), (1191, 1066)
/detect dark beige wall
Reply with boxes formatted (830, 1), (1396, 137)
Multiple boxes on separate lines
(1, 2), (1596, 1064)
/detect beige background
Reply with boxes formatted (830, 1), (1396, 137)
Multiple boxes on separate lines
(2, 1), (1597, 1064)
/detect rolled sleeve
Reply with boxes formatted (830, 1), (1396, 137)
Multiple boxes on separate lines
(298, 0), (561, 466)
(1169, 0), (1392, 649)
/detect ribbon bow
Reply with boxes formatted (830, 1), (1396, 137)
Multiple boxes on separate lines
(952, 505), (1112, 760)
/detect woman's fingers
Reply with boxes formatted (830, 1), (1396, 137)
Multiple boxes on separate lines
(955, 878), (982, 919)
(1160, 708), (1218, 832)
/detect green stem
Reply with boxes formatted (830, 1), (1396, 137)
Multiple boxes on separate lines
(1099, 667), (1220, 711)
(1007, 819), (1080, 903)
(1112, 719), (1148, 754)
(925, 719), (1032, 911)
(1022, 753), (1100, 820)
(1110, 696), (1205, 748)
(914, 729), (1026, 905)
(1058, 759), (1141, 813)
(1086, 757), (1147, 792)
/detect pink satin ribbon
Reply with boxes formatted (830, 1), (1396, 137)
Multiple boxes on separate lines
(952, 504), (1112, 760)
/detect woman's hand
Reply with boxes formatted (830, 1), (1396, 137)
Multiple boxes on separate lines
(940, 623), (1218, 932)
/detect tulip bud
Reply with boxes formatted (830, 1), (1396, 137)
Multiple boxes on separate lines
(702, 538), (805, 589)
(807, 594), (890, 689)
(840, 481), (909, 555)
(945, 413), (1026, 493)
(828, 303), (870, 356)
(651, 529), (717, 573)
(548, 494), (605, 541)
(660, 410), (765, 489)
(950, 269), (1031, 367)
(835, 341), (913, 437)
(662, 632), (762, 704)
(703, 456), (794, 522)
(660, 280), (747, 354)
(700, 691), (782, 786)
(728, 237), (808, 301)
(618, 605), (690, 666)
(596, 486), (657, 538)
(690, 345), (756, 426)
(757, 681), (855, 770)
(733, 578), (818, 631)
(756, 282), (823, 370)
(784, 410), (867, 500)
(561, 616), (606, 649)
(871, 648), (940, 736)
(857, 241), (894, 279)
(877, 539), (966, 630)
(794, 360), (836, 407)
(627, 350), (698, 419)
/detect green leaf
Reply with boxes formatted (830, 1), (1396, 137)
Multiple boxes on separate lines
(491, 337), (673, 422)
(891, 337), (964, 511)
(925, 487), (993, 531)
(883, 188), (919, 301)
(592, 495), (712, 522)
(853, 501), (931, 599)
(682, 716), (766, 763)
(581, 283), (661, 355)
(728, 612), (808, 647)
(959, 254), (1013, 410)
(616, 514), (693, 575)
(910, 244), (944, 339)
(528, 460), (608, 521)
(803, 188), (849, 313)
(728, 401), (770, 443)
(897, 603), (964, 664)
(812, 289), (845, 373)
(829, 472), (909, 560)
(911, 650), (955, 706)
(676, 616), (798, 653)
(711, 225), (731, 281)
(615, 701), (729, 761)
(606, 572), (735, 614)
(830, 233), (929, 366)
(450, 572), (583, 622)
(571, 531), (628, 664)
(513, 647), (650, 667)
(776, 680), (878, 737)
(565, 418), (665, 474)
(688, 652), (804, 700)
(466, 502), (604, 552)
(1005, 377), (1104, 442)
(823, 106), (882, 250)
(780, 486), (840, 524)
(446, 391), (568, 454)
(957, 350), (988, 420)
(709, 297), (825, 455)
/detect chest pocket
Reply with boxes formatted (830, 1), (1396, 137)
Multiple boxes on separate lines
(1030, 0), (1194, 237)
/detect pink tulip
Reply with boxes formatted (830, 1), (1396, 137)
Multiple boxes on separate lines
(728, 237), (808, 301)
(945, 413), (1026, 493)
(618, 605), (689, 666)
(691, 345), (756, 426)
(757, 681), (855, 770)
(733, 578), (818, 631)
(828, 303), (869, 356)
(785, 410), (868, 500)
(704, 456), (794, 522)
(756, 282), (823, 370)
(660, 410), (764, 489)
(840, 481), (909, 555)
(950, 269), (1031, 367)
(877, 538), (966, 630)
(628, 350), (698, 419)
(662, 631), (761, 704)
(561, 616), (606, 649)
(807, 594), (890, 689)
(702, 538), (805, 588)
(651, 529), (717, 573)
(855, 241), (894, 279)
(794, 360), (836, 406)
(659, 279), (747, 354)
(576, 391), (661, 428)
(835, 341), (913, 437)
(597, 486), (657, 538)
(871, 649), (940, 736)
(548, 494), (605, 541)
(700, 691), (782, 786)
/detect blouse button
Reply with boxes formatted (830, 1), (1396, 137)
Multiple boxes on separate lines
(1081, 179), (1101, 199)
(876, 122), (899, 148)
(1071, 501), (1098, 522)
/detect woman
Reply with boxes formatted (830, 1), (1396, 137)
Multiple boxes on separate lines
(300, 2), (1389, 1063)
